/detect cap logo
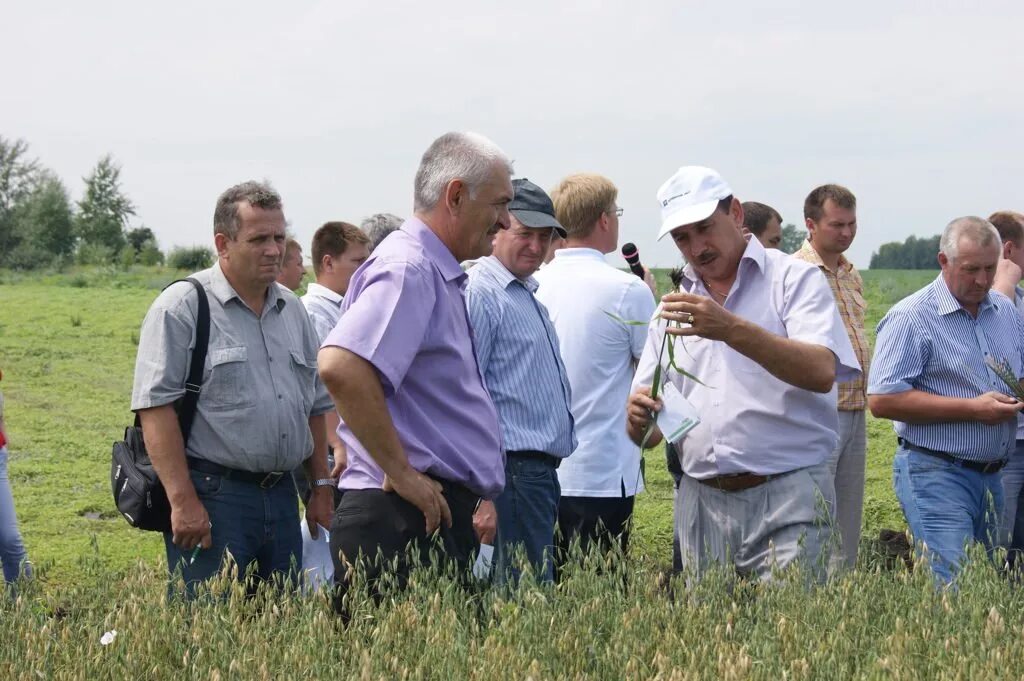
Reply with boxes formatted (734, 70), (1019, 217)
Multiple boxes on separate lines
(661, 190), (691, 207)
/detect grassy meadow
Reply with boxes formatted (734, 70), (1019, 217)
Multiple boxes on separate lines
(9, 265), (1022, 680)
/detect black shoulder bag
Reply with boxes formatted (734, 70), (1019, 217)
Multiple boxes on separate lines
(111, 278), (210, 532)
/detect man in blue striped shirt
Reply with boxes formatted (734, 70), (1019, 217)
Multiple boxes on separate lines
(869, 216), (1024, 584)
(466, 178), (576, 584)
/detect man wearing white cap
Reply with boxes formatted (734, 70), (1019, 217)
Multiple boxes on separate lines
(626, 166), (860, 581)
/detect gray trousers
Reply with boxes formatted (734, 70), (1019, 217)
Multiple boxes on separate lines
(675, 461), (834, 582)
(826, 410), (867, 570)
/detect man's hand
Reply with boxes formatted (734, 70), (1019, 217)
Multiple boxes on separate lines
(383, 469), (452, 534)
(994, 258), (1023, 299)
(972, 391), (1024, 425)
(170, 495), (212, 551)
(305, 487), (334, 539)
(627, 386), (661, 433)
(473, 499), (497, 544)
(660, 292), (739, 342)
(329, 441), (348, 480)
(627, 386), (665, 447)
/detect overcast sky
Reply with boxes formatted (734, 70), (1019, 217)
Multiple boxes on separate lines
(3, 1), (1022, 268)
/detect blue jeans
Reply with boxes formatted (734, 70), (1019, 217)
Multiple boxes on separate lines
(494, 453), (560, 585)
(0, 445), (30, 584)
(893, 447), (1003, 584)
(999, 440), (1024, 566)
(164, 468), (302, 598)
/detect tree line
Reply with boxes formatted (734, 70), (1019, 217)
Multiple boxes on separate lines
(869, 234), (941, 270)
(0, 135), (212, 271)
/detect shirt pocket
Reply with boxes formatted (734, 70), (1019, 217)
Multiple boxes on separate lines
(203, 346), (256, 411)
(289, 350), (318, 413)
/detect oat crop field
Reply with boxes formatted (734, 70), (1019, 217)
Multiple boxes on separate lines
(6, 265), (1022, 680)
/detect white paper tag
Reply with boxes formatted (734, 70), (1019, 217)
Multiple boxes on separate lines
(472, 543), (494, 580)
(657, 381), (701, 443)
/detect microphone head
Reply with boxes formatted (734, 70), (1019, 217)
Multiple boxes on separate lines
(621, 242), (638, 258)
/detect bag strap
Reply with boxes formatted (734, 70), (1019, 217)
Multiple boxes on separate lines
(175, 277), (210, 445)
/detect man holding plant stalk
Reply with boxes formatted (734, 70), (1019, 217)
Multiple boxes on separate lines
(627, 166), (860, 582)
(869, 216), (1024, 584)
(318, 132), (511, 614)
(465, 178), (576, 585)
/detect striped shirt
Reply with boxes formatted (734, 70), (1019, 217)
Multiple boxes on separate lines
(868, 275), (1024, 461)
(465, 255), (576, 457)
(793, 241), (870, 411)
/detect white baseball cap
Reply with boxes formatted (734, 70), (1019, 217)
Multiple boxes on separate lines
(656, 166), (733, 240)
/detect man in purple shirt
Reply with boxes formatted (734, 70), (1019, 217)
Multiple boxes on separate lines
(318, 132), (513, 615)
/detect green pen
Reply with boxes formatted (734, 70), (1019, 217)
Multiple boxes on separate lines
(189, 546), (201, 565)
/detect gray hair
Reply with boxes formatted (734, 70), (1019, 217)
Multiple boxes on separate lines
(360, 213), (405, 252)
(940, 216), (1001, 260)
(413, 132), (513, 212)
(213, 180), (282, 239)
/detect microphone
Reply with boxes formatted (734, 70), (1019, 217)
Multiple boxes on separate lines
(621, 242), (645, 279)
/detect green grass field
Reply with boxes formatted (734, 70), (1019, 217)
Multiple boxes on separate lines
(0, 266), (934, 584)
(11, 265), (1023, 680)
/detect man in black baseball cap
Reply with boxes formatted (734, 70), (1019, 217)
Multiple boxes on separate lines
(466, 177), (576, 585)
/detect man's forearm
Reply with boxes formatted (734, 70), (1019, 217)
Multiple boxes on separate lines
(325, 410), (343, 450)
(318, 347), (411, 480)
(727, 318), (835, 393)
(303, 413), (330, 481)
(138, 405), (198, 506)
(868, 389), (976, 424)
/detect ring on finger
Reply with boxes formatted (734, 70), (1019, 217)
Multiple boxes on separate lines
(686, 313), (695, 324)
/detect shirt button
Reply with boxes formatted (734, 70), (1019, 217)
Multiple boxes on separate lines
(278, 394), (283, 399)
(281, 434), (287, 439)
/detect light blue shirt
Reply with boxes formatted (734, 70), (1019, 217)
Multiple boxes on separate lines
(868, 275), (1024, 461)
(300, 282), (344, 344)
(465, 255), (576, 457)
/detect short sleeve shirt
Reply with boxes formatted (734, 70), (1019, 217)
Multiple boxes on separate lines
(322, 218), (504, 499)
(131, 262), (332, 472)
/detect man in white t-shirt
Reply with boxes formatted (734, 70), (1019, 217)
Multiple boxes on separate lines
(534, 173), (656, 569)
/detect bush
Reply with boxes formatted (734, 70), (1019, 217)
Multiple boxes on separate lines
(167, 246), (214, 271)
(76, 242), (116, 266)
(3, 243), (54, 271)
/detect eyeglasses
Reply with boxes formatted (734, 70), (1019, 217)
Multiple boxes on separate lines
(606, 207), (624, 217)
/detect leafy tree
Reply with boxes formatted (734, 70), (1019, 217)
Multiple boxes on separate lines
(14, 172), (75, 259)
(0, 136), (41, 258)
(138, 239), (164, 266)
(75, 155), (135, 255)
(780, 223), (807, 254)
(125, 226), (156, 255)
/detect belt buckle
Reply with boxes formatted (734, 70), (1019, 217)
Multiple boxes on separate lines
(260, 471), (284, 489)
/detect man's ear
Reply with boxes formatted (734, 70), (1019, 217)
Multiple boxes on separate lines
(214, 232), (230, 258)
(730, 198), (744, 228)
(321, 254), (334, 273)
(937, 251), (949, 268)
(444, 179), (468, 215)
(1004, 241), (1014, 260)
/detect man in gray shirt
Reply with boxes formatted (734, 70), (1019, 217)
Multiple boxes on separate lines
(131, 181), (334, 597)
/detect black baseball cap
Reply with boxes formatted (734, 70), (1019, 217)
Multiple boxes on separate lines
(509, 178), (567, 238)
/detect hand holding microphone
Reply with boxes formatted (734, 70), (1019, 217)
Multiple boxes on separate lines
(622, 242), (657, 296)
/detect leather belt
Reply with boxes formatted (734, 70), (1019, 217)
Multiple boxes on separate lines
(897, 438), (1007, 474)
(696, 472), (773, 492)
(187, 457), (289, 489)
(508, 450), (561, 469)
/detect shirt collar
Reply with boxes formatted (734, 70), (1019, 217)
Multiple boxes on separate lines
(304, 281), (343, 304)
(478, 255), (539, 292)
(404, 217), (466, 283)
(680, 234), (766, 289)
(932, 274), (997, 316)
(551, 247), (606, 263)
(795, 239), (853, 274)
(209, 261), (286, 312)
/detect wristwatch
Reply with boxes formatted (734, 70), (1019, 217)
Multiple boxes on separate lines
(313, 478), (335, 488)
